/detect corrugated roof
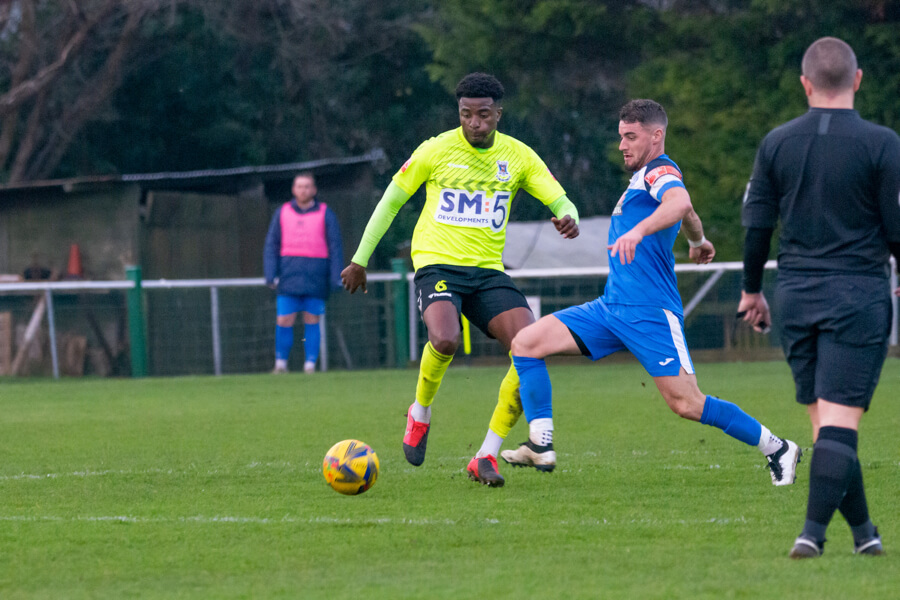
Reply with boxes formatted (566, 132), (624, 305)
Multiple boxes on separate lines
(0, 149), (386, 192)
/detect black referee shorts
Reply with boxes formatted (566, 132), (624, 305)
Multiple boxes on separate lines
(414, 265), (530, 337)
(775, 273), (891, 410)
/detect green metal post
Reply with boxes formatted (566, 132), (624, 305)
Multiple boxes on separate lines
(125, 265), (148, 377)
(391, 258), (410, 368)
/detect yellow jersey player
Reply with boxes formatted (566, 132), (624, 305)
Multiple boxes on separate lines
(341, 72), (579, 487)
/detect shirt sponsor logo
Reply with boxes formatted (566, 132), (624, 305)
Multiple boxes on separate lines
(447, 163), (469, 169)
(496, 160), (511, 182)
(435, 189), (510, 232)
(612, 191), (626, 216)
(644, 165), (681, 186)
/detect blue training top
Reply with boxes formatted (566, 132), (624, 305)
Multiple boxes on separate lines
(603, 154), (686, 315)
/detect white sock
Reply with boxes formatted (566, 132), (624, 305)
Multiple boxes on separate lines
(757, 425), (782, 455)
(275, 358), (288, 370)
(477, 430), (503, 458)
(410, 400), (431, 424)
(529, 418), (553, 446)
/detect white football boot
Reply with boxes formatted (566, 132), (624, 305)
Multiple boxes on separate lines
(766, 438), (801, 486)
(500, 440), (556, 472)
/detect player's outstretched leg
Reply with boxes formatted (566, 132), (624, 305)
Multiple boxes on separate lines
(501, 356), (556, 472)
(403, 341), (453, 466)
(699, 395), (800, 486)
(468, 360), (522, 486)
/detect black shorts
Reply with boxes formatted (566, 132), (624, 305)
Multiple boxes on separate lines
(414, 265), (530, 337)
(775, 272), (891, 410)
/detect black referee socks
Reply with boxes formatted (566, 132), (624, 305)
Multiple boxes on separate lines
(802, 426), (866, 543)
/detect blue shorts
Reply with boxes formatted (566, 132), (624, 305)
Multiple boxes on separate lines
(276, 295), (326, 317)
(554, 298), (694, 377)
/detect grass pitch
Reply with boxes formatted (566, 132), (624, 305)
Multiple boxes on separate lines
(1, 359), (898, 599)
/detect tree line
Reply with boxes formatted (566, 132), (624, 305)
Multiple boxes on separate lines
(1, 0), (898, 261)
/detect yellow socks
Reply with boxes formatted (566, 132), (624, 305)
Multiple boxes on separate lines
(415, 341), (454, 407)
(488, 359), (523, 438)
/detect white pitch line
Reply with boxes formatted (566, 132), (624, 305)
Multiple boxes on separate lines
(0, 463), (307, 482)
(0, 514), (754, 527)
(0, 468), (175, 481)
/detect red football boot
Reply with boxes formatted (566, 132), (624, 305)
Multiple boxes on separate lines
(466, 454), (505, 487)
(402, 403), (430, 466)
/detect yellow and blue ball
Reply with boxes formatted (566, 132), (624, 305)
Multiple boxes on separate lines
(322, 439), (379, 495)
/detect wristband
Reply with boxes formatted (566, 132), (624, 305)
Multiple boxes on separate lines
(688, 235), (707, 249)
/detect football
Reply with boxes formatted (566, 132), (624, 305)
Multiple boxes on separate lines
(322, 439), (380, 495)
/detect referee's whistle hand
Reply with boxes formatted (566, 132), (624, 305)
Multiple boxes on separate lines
(552, 215), (579, 239)
(737, 291), (771, 334)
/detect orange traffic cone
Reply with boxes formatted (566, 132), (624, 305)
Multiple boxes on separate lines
(65, 243), (83, 279)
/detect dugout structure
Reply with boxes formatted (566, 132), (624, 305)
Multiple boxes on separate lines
(0, 151), (387, 376)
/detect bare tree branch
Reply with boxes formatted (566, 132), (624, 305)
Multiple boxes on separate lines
(0, 0), (118, 118)
(19, 4), (150, 181)
(0, 0), (37, 170)
(7, 88), (46, 183)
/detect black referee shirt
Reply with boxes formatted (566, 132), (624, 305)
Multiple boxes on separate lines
(743, 108), (900, 277)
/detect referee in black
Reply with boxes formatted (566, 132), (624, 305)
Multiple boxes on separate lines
(739, 36), (900, 559)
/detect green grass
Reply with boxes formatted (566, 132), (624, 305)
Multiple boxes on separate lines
(1, 359), (898, 599)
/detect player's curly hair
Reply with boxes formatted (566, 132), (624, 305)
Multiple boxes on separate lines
(619, 99), (667, 128)
(455, 73), (504, 101)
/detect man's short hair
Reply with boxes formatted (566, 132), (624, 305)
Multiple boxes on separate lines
(801, 37), (858, 91)
(619, 99), (668, 128)
(294, 171), (316, 184)
(455, 73), (505, 102)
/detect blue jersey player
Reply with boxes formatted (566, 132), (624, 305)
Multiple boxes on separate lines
(502, 99), (801, 487)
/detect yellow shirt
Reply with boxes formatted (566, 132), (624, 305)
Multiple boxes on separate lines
(392, 127), (566, 271)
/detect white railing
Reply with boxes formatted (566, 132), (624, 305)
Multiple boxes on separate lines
(405, 259), (899, 360)
(1, 258), (896, 377)
(0, 273), (401, 379)
(406, 260), (773, 361)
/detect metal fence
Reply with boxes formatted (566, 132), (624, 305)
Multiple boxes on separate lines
(0, 260), (896, 378)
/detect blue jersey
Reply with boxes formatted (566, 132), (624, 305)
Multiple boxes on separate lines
(603, 155), (685, 315)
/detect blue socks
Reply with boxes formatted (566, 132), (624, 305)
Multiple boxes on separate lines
(275, 325), (293, 360)
(512, 355), (553, 421)
(304, 322), (321, 363)
(276, 322), (321, 363)
(699, 395), (762, 446)
(513, 367), (765, 449)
